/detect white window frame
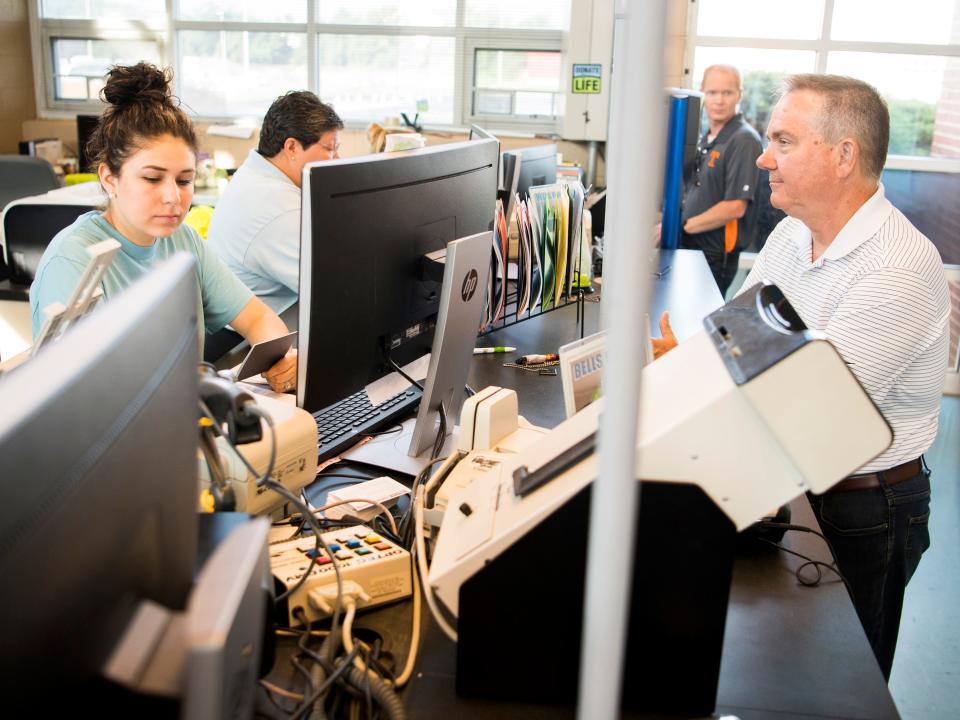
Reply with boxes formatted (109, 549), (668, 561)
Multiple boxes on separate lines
(463, 32), (566, 133)
(28, 11), (168, 114)
(684, 0), (960, 173)
(28, 0), (568, 133)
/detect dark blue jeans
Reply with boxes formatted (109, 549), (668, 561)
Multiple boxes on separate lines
(678, 239), (740, 297)
(701, 248), (740, 297)
(810, 464), (932, 680)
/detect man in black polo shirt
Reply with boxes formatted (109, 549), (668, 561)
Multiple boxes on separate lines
(681, 64), (762, 295)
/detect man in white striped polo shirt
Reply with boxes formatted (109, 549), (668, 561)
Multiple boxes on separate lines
(744, 75), (949, 680)
(653, 74), (948, 679)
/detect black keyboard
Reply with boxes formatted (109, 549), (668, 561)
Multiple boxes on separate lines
(312, 387), (422, 461)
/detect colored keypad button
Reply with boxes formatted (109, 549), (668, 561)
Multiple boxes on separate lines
(374, 543), (391, 551)
(327, 543), (341, 552)
(345, 539), (362, 549)
(364, 535), (381, 544)
(305, 548), (325, 559)
(317, 556), (332, 565)
(355, 547), (372, 556)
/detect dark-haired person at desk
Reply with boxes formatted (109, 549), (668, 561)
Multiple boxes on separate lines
(28, 62), (297, 394)
(655, 74), (949, 681)
(207, 91), (343, 313)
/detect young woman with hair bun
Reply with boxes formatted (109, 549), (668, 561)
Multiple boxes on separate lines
(29, 63), (297, 392)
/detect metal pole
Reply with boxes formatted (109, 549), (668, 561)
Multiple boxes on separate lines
(575, 1), (666, 718)
(585, 140), (599, 189)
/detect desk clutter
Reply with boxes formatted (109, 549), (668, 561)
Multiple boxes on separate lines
(0, 242), (905, 717)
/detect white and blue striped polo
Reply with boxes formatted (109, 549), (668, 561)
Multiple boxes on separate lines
(740, 184), (950, 473)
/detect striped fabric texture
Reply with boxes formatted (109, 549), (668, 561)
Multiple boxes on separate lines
(740, 185), (950, 474)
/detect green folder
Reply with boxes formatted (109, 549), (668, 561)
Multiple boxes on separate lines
(542, 202), (556, 311)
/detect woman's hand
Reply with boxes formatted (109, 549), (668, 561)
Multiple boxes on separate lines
(231, 296), (296, 392)
(263, 349), (297, 393)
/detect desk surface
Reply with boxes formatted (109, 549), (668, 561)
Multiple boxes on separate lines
(265, 248), (896, 718)
(468, 249), (718, 428)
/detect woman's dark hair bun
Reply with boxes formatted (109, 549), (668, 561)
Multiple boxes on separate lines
(100, 62), (172, 108)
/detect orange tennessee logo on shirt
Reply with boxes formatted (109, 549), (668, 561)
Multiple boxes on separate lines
(708, 150), (721, 168)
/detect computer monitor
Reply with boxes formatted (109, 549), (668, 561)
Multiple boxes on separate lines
(506, 143), (557, 197)
(297, 138), (499, 414)
(0, 253), (200, 696)
(77, 114), (100, 172)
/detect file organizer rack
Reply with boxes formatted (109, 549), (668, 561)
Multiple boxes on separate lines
(480, 182), (591, 336)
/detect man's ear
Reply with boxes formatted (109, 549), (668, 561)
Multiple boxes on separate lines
(836, 138), (860, 179)
(283, 137), (301, 159)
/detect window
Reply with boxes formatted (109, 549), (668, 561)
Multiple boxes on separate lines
(688, 0), (960, 311)
(29, 0), (570, 131)
(34, 1), (166, 110)
(317, 34), (456, 125)
(40, 0), (164, 22)
(471, 48), (563, 121)
(178, 31), (309, 118)
(52, 37), (161, 101)
(687, 0), (960, 165)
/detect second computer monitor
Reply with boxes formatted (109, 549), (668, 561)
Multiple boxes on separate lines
(77, 113), (100, 172)
(507, 143), (558, 197)
(297, 138), (499, 414)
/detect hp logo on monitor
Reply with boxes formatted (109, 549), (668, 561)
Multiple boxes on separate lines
(461, 269), (478, 302)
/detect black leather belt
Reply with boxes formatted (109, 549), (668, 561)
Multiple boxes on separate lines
(828, 458), (923, 493)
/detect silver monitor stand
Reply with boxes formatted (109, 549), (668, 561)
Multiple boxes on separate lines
(342, 231), (493, 475)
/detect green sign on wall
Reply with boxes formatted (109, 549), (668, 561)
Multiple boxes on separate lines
(572, 64), (602, 94)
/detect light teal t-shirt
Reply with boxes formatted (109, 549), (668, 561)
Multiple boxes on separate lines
(29, 211), (253, 343)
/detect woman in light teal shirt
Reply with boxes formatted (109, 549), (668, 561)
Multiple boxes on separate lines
(30, 63), (297, 393)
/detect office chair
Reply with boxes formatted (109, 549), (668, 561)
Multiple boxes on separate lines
(0, 156), (61, 214)
(0, 157), (62, 290)
(3, 203), (95, 287)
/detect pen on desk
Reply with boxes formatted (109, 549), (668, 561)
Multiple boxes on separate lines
(517, 353), (559, 365)
(474, 346), (516, 355)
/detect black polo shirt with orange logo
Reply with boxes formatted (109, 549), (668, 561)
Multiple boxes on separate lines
(680, 113), (762, 256)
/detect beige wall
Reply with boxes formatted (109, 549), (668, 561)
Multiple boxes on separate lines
(0, 0), (35, 154)
(665, 0), (690, 88)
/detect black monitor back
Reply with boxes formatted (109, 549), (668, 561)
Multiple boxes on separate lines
(298, 139), (498, 413)
(457, 481), (736, 716)
(0, 253), (200, 693)
(77, 114), (100, 172)
(509, 143), (558, 196)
